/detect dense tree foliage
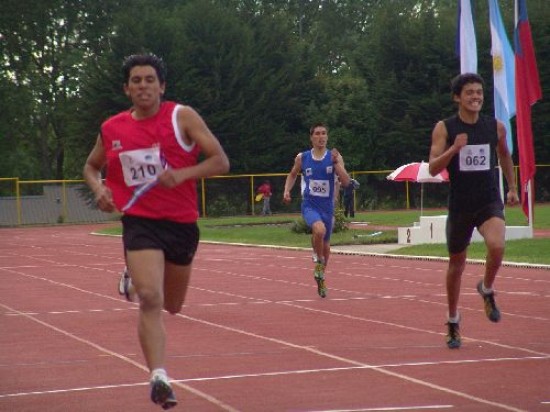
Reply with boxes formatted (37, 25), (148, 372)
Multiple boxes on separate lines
(1, 0), (548, 184)
(0, 0), (121, 179)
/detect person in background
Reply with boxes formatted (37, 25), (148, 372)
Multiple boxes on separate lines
(428, 73), (518, 349)
(342, 178), (360, 218)
(257, 180), (273, 215)
(83, 53), (229, 409)
(283, 123), (351, 298)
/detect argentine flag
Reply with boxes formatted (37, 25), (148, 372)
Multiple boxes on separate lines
(489, 0), (516, 153)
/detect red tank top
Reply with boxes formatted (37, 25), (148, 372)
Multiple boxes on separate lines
(101, 101), (201, 223)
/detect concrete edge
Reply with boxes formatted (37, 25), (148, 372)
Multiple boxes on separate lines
(90, 232), (550, 270)
(199, 240), (550, 270)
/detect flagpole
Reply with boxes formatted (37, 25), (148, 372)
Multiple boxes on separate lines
(498, 164), (504, 204)
(527, 180), (534, 234)
(420, 183), (424, 216)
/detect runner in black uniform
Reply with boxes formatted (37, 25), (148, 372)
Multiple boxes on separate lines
(428, 73), (519, 349)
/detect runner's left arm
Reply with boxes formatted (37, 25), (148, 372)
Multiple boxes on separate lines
(496, 120), (519, 205)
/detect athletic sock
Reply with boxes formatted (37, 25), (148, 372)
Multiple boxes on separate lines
(151, 368), (168, 381)
(448, 313), (460, 323)
(481, 283), (494, 295)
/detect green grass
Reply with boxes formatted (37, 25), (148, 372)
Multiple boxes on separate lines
(96, 204), (550, 265)
(346, 205), (550, 229)
(199, 220), (397, 248)
(393, 238), (550, 264)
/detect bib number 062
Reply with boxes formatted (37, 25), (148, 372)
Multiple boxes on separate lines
(464, 155), (486, 166)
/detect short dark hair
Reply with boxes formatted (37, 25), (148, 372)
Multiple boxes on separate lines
(450, 72), (485, 96)
(122, 53), (167, 84)
(309, 122), (328, 135)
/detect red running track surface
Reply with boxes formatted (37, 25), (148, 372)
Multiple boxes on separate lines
(0, 224), (549, 411)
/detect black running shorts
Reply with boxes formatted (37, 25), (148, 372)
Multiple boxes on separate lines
(446, 201), (505, 254)
(121, 215), (199, 265)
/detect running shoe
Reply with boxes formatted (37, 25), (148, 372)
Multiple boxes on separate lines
(150, 375), (178, 410)
(446, 321), (461, 349)
(314, 262), (327, 298)
(118, 267), (135, 302)
(477, 281), (501, 322)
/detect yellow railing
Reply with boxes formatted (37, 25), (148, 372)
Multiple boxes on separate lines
(1, 165), (548, 226)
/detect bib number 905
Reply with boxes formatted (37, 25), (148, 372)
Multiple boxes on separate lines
(308, 179), (330, 198)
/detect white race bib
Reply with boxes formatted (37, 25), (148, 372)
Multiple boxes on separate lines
(308, 179), (330, 197)
(119, 147), (164, 187)
(459, 144), (490, 172)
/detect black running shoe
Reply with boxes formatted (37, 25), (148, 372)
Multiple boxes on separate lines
(446, 321), (461, 349)
(150, 376), (177, 409)
(315, 276), (327, 298)
(314, 262), (327, 298)
(161, 392), (178, 410)
(477, 281), (501, 322)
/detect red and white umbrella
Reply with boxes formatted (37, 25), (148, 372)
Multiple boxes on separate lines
(386, 161), (448, 183)
(387, 161), (449, 214)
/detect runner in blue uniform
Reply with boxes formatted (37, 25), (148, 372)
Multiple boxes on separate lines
(283, 123), (351, 297)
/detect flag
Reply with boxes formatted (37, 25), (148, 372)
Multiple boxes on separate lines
(489, 0), (515, 154)
(456, 0), (477, 73)
(514, 0), (542, 219)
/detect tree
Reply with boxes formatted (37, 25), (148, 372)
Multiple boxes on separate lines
(2, 0), (549, 194)
(70, 0), (317, 174)
(0, 0), (122, 179)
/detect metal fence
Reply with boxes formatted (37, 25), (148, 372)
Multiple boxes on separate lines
(1, 165), (548, 226)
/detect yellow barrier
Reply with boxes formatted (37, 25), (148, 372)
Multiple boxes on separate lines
(1, 165), (548, 226)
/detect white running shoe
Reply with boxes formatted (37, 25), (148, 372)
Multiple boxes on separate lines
(118, 267), (135, 302)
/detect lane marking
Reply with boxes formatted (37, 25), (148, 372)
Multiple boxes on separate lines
(2, 241), (547, 411)
(0, 302), (238, 412)
(174, 312), (529, 412)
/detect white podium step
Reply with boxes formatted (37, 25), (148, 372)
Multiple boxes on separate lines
(398, 215), (533, 245)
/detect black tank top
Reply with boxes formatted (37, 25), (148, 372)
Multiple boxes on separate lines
(443, 114), (501, 212)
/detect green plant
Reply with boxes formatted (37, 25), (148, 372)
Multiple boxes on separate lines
(291, 216), (311, 234)
(291, 208), (348, 234)
(333, 207), (348, 233)
(206, 195), (244, 217)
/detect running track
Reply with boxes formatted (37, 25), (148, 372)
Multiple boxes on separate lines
(0, 224), (549, 411)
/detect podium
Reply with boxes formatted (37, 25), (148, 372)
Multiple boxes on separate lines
(398, 215), (533, 245)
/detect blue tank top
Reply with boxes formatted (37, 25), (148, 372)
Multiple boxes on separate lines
(301, 149), (336, 215)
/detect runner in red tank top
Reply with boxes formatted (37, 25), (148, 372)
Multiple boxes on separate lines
(83, 54), (229, 409)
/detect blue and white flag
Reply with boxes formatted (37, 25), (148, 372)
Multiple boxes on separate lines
(489, 0), (516, 153)
(456, 0), (477, 73)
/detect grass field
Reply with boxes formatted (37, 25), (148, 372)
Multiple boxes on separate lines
(98, 204), (550, 265)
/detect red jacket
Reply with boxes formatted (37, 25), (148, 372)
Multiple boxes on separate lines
(257, 183), (272, 197)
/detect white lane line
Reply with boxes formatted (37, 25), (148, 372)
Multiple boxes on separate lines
(175, 312), (528, 412)
(0, 302), (239, 412)
(309, 406), (454, 411)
